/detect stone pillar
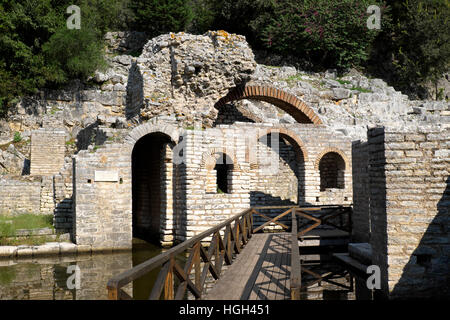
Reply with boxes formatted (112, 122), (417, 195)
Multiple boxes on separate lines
(368, 125), (449, 299)
(160, 143), (175, 247)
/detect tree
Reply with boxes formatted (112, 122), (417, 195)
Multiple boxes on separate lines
(129, 0), (193, 37)
(259, 0), (387, 70)
(0, 0), (69, 115)
(0, 0), (128, 116)
(390, 0), (450, 97)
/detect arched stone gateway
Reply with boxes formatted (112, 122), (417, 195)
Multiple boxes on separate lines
(131, 133), (174, 243)
(215, 85), (322, 125)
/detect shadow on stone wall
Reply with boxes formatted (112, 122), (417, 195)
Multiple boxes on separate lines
(21, 159), (30, 175)
(213, 102), (257, 126)
(174, 162), (186, 244)
(391, 176), (450, 299)
(255, 133), (306, 205)
(54, 198), (73, 236)
(75, 122), (107, 152)
(351, 141), (370, 243)
(126, 61), (143, 120)
(368, 128), (389, 299)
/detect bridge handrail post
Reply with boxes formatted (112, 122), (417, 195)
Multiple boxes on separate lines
(290, 208), (302, 300)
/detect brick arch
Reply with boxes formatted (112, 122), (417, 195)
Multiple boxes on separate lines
(215, 85), (322, 125)
(201, 148), (240, 171)
(314, 147), (349, 171)
(124, 118), (180, 149)
(255, 128), (308, 163)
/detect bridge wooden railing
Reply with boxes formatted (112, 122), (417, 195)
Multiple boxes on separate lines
(107, 208), (253, 300)
(107, 205), (352, 300)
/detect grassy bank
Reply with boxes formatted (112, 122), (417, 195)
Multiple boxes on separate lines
(0, 214), (54, 245)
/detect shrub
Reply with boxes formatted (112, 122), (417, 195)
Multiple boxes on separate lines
(13, 132), (22, 143)
(260, 0), (387, 70)
(42, 28), (107, 84)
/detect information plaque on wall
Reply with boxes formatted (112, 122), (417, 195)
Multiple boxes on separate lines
(94, 170), (119, 182)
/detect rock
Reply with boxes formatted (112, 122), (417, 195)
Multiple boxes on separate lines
(0, 246), (17, 258)
(324, 79), (341, 88)
(101, 83), (114, 91)
(113, 83), (126, 91)
(60, 242), (77, 254)
(332, 88), (351, 100)
(94, 71), (109, 83)
(113, 55), (132, 66)
(324, 69), (337, 79)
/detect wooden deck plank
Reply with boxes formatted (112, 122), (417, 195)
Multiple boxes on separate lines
(266, 234), (289, 300)
(218, 232), (267, 298)
(203, 233), (291, 300)
(276, 234), (291, 300)
(248, 235), (278, 300)
(239, 234), (273, 300)
(203, 233), (269, 300)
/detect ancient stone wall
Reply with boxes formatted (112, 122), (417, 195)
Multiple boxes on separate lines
(181, 127), (251, 240)
(0, 179), (41, 215)
(73, 144), (133, 250)
(180, 122), (353, 238)
(368, 125), (449, 299)
(72, 118), (353, 248)
(30, 129), (66, 176)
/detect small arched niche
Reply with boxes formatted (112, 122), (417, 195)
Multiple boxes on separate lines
(206, 152), (234, 194)
(318, 152), (346, 191)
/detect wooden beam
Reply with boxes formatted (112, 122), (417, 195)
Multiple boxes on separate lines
(290, 210), (301, 300)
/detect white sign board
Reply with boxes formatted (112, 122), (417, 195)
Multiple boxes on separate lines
(94, 170), (119, 182)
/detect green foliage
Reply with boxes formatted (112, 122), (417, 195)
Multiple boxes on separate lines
(0, 0), (69, 115)
(80, 0), (133, 35)
(42, 28), (106, 84)
(260, 0), (387, 70)
(130, 0), (193, 37)
(0, 0), (127, 117)
(13, 132), (22, 143)
(189, 0), (217, 33)
(217, 186), (224, 194)
(390, 0), (450, 93)
(336, 79), (351, 85)
(284, 73), (304, 87)
(0, 0), (447, 113)
(189, 0), (272, 47)
(351, 86), (372, 93)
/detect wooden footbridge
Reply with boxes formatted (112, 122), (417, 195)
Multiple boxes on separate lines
(107, 205), (352, 300)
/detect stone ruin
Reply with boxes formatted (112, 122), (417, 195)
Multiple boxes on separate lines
(0, 31), (448, 299)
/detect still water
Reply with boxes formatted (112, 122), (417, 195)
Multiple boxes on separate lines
(0, 239), (164, 300)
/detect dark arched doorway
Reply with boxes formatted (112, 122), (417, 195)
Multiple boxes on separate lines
(132, 132), (173, 243)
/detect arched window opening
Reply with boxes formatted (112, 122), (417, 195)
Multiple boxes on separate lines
(319, 152), (345, 191)
(214, 153), (233, 194)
